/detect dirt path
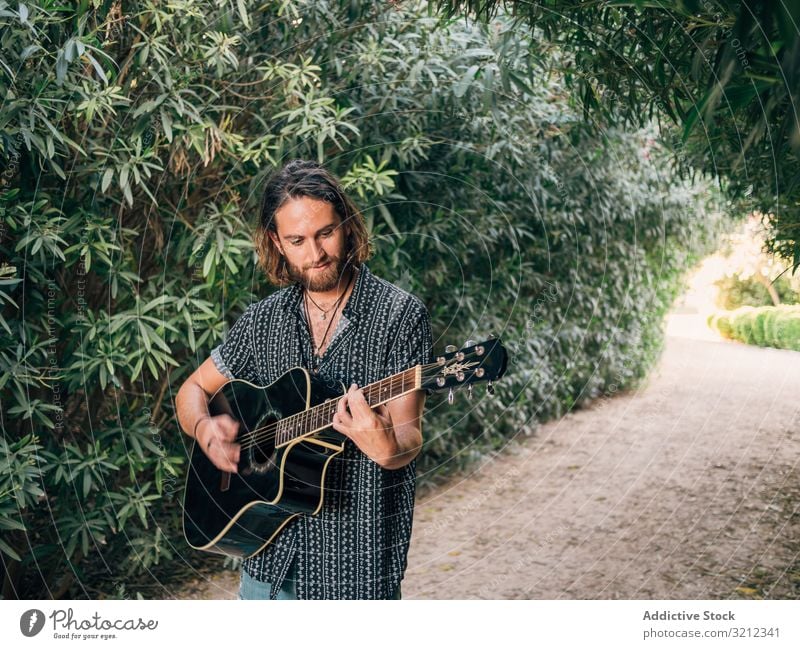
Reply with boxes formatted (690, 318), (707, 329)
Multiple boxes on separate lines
(172, 315), (800, 599)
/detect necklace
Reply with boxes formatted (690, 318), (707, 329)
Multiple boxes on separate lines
(304, 289), (337, 321)
(304, 270), (353, 321)
(302, 269), (355, 363)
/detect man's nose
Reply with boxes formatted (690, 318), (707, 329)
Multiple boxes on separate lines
(308, 239), (325, 261)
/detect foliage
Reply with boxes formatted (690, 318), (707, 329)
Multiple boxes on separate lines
(1, 0), (723, 597)
(714, 273), (800, 310)
(709, 305), (800, 351)
(435, 0), (800, 270)
(712, 215), (800, 308)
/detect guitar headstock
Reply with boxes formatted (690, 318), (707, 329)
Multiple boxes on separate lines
(421, 336), (508, 401)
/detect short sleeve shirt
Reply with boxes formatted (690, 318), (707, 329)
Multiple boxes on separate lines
(209, 264), (433, 599)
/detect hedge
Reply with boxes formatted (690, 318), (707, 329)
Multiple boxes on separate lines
(709, 305), (800, 351)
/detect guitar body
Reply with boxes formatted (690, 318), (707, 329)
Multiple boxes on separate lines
(182, 367), (347, 558)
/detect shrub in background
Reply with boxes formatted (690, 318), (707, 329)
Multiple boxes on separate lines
(710, 305), (800, 351)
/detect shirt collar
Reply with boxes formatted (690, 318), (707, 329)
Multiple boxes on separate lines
(287, 263), (369, 321)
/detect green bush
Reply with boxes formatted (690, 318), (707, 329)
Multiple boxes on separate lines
(751, 309), (770, 346)
(730, 307), (756, 342)
(773, 309), (800, 351)
(710, 305), (800, 351)
(762, 309), (780, 347)
(0, 0), (726, 597)
(715, 314), (734, 339)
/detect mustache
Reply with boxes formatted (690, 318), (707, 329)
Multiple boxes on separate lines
(305, 255), (339, 270)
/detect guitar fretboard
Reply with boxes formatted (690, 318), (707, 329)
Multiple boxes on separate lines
(274, 365), (420, 447)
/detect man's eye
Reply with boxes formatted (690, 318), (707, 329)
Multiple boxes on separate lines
(321, 230), (333, 238)
(290, 240), (302, 246)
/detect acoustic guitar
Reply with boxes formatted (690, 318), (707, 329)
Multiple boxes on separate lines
(182, 337), (508, 558)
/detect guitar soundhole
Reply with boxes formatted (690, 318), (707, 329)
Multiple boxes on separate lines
(244, 410), (279, 475)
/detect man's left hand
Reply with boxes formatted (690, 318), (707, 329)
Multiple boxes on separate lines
(331, 383), (398, 467)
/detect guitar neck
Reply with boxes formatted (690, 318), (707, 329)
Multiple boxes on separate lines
(275, 365), (421, 447)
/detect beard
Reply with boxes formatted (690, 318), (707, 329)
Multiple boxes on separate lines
(284, 252), (352, 292)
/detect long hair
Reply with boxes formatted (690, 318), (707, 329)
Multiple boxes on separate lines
(254, 159), (373, 286)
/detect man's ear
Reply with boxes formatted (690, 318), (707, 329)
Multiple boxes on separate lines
(268, 230), (283, 255)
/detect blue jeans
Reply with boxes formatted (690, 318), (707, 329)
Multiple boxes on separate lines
(238, 560), (297, 600)
(237, 559), (402, 599)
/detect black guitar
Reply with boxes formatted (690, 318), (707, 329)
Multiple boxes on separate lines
(182, 337), (508, 558)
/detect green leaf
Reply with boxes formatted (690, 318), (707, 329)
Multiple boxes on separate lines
(237, 0), (251, 28)
(454, 64), (480, 98)
(83, 470), (92, 498)
(142, 295), (171, 313)
(202, 247), (215, 278)
(101, 167), (114, 193)
(84, 52), (108, 84)
(160, 109), (173, 142)
(20, 45), (42, 60)
(377, 203), (401, 236)
(0, 537), (21, 562)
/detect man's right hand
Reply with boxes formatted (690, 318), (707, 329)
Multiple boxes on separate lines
(196, 414), (241, 473)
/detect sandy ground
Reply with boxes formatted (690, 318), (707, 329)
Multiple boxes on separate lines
(172, 314), (800, 599)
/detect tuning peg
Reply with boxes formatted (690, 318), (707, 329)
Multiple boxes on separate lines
(445, 345), (457, 353)
(448, 387), (455, 405)
(487, 381), (495, 396)
(467, 384), (473, 400)
(464, 339), (477, 348)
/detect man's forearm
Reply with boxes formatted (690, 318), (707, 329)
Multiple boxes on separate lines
(381, 425), (423, 470)
(175, 381), (212, 440)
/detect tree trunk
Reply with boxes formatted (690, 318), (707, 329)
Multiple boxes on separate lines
(755, 273), (781, 306)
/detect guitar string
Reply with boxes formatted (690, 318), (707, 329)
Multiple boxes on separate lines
(236, 375), (408, 452)
(231, 357), (470, 452)
(235, 350), (495, 452)
(236, 369), (415, 452)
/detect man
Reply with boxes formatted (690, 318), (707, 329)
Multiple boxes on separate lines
(174, 159), (433, 599)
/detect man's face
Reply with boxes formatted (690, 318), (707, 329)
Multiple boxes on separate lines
(269, 195), (350, 292)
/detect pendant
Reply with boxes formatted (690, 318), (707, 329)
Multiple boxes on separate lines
(320, 313), (326, 321)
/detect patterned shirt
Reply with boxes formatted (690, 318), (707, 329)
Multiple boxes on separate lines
(209, 263), (433, 599)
